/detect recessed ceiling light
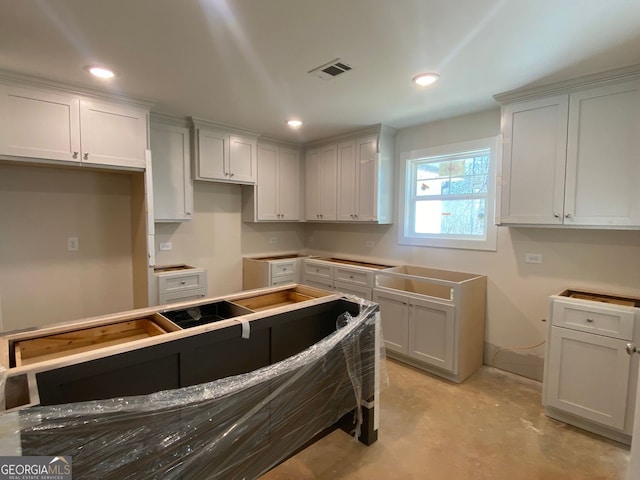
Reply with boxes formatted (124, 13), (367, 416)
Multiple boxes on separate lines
(86, 65), (116, 79)
(286, 119), (303, 128)
(413, 72), (439, 87)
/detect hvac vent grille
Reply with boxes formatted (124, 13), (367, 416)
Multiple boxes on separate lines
(308, 58), (353, 81)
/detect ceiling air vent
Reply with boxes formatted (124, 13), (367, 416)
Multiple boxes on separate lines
(308, 58), (353, 81)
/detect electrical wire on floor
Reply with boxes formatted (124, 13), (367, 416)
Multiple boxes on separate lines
(490, 340), (546, 366)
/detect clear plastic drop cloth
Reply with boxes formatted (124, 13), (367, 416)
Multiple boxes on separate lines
(0, 301), (383, 480)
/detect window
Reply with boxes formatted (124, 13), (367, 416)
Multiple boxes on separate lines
(399, 137), (498, 251)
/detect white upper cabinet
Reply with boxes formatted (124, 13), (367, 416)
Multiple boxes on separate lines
(150, 118), (193, 222)
(497, 68), (640, 228)
(0, 83), (148, 169)
(565, 81), (640, 226)
(192, 119), (258, 185)
(243, 142), (301, 222)
(79, 98), (148, 169)
(305, 144), (338, 221)
(499, 95), (569, 225)
(307, 125), (395, 223)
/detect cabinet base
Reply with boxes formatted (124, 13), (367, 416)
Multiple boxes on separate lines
(544, 406), (631, 445)
(386, 351), (469, 384)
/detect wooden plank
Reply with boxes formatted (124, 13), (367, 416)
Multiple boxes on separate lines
(234, 291), (314, 311)
(15, 319), (167, 365)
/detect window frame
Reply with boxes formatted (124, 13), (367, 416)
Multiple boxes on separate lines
(398, 136), (499, 251)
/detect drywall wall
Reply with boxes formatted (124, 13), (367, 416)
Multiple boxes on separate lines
(304, 108), (640, 380)
(154, 182), (305, 296)
(0, 163), (135, 331)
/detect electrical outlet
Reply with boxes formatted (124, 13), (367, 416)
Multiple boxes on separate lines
(524, 253), (543, 264)
(268, 237), (278, 245)
(67, 237), (79, 251)
(365, 240), (375, 248)
(159, 242), (173, 251)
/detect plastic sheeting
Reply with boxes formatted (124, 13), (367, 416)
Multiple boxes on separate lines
(0, 301), (380, 480)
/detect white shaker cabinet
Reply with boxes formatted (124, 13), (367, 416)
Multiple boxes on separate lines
(336, 134), (390, 222)
(309, 126), (394, 224)
(499, 95), (569, 225)
(243, 142), (301, 221)
(374, 265), (486, 383)
(192, 119), (259, 185)
(150, 118), (193, 222)
(0, 83), (148, 169)
(305, 144), (337, 220)
(543, 290), (640, 444)
(497, 72), (640, 228)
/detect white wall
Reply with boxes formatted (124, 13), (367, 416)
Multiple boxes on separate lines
(0, 163), (136, 331)
(304, 109), (640, 380)
(154, 182), (305, 296)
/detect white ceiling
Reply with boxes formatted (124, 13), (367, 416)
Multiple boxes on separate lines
(1, 0), (640, 142)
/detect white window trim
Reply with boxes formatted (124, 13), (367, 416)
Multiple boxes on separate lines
(398, 136), (499, 251)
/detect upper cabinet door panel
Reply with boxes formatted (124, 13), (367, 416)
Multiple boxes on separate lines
(256, 143), (278, 220)
(229, 135), (257, 184)
(278, 147), (300, 220)
(565, 81), (640, 226)
(150, 122), (193, 222)
(500, 95), (569, 224)
(356, 135), (378, 222)
(196, 129), (227, 180)
(0, 84), (81, 162)
(80, 99), (147, 169)
(336, 140), (357, 221)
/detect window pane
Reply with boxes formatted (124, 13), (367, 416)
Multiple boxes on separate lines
(414, 199), (486, 236)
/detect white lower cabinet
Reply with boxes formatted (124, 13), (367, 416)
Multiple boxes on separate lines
(242, 255), (304, 290)
(543, 291), (640, 444)
(154, 265), (207, 306)
(374, 265), (486, 383)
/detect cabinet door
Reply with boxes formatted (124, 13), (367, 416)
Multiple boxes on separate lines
(500, 96), (569, 224)
(256, 143), (279, 220)
(305, 148), (321, 220)
(277, 147), (301, 220)
(373, 289), (409, 354)
(318, 144), (338, 220)
(150, 123), (193, 222)
(79, 99), (147, 169)
(408, 297), (455, 372)
(229, 135), (257, 184)
(545, 326), (631, 430)
(565, 81), (640, 226)
(0, 84), (81, 162)
(196, 129), (228, 181)
(336, 140), (357, 221)
(355, 135), (378, 222)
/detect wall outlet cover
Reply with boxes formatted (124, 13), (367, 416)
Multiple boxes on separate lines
(524, 253), (543, 264)
(67, 237), (79, 251)
(159, 242), (173, 251)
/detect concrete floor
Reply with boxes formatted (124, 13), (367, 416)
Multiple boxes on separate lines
(263, 359), (630, 480)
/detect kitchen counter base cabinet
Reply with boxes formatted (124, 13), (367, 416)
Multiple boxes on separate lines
(542, 290), (640, 445)
(9, 297), (379, 479)
(374, 265), (486, 383)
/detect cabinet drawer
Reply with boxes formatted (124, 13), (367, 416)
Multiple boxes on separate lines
(303, 261), (333, 280)
(159, 288), (207, 305)
(334, 281), (372, 300)
(334, 267), (373, 287)
(158, 271), (206, 294)
(552, 299), (635, 340)
(271, 261), (297, 278)
(271, 275), (296, 287)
